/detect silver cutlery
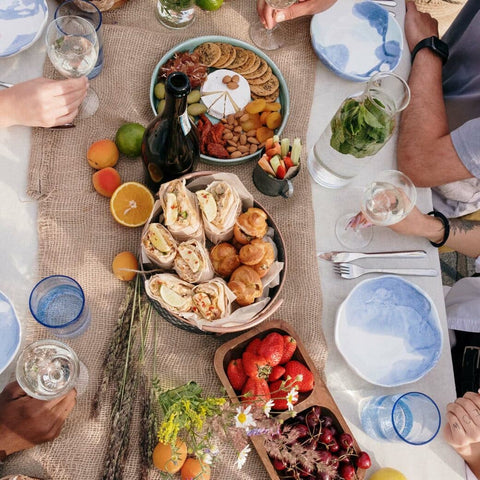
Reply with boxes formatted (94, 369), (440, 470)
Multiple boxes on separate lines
(0, 80), (75, 128)
(333, 263), (438, 279)
(318, 250), (427, 263)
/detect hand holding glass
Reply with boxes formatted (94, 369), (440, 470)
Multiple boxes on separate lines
(335, 170), (417, 249)
(45, 15), (99, 118)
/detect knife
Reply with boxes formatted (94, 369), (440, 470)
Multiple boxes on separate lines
(317, 250), (427, 263)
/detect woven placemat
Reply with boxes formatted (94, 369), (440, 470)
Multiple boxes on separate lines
(2, 1), (325, 478)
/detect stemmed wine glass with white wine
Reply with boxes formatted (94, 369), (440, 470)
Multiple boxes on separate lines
(45, 15), (99, 119)
(16, 339), (87, 400)
(249, 0), (297, 51)
(335, 170), (417, 250)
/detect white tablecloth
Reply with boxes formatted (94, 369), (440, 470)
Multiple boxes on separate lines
(0, 0), (467, 479)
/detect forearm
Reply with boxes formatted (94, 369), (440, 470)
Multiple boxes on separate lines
(0, 89), (18, 128)
(456, 443), (480, 479)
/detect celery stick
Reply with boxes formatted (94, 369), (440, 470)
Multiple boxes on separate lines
(280, 138), (290, 158)
(291, 138), (302, 165)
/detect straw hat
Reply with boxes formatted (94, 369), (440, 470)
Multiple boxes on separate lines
(414, 0), (466, 35)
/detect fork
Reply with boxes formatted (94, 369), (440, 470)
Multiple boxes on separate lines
(333, 263), (438, 279)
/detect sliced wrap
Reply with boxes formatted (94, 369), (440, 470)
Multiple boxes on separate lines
(195, 180), (242, 243)
(192, 278), (233, 322)
(145, 273), (193, 315)
(159, 178), (204, 242)
(174, 239), (215, 284)
(142, 223), (177, 269)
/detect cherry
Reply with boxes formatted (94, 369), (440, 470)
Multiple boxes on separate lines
(339, 464), (356, 480)
(293, 423), (310, 439)
(316, 473), (332, 480)
(328, 438), (339, 453)
(317, 450), (333, 465)
(321, 415), (334, 428)
(337, 449), (352, 464)
(338, 432), (354, 449)
(356, 451), (372, 470)
(319, 428), (334, 444)
(272, 458), (286, 471)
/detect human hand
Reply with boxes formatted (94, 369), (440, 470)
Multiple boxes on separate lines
(0, 381), (76, 456)
(0, 77), (88, 128)
(444, 392), (480, 458)
(257, 0), (336, 30)
(404, 0), (440, 52)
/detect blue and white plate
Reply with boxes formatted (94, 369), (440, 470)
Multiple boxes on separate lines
(335, 276), (442, 387)
(0, 290), (21, 375)
(310, 0), (403, 82)
(0, 0), (48, 58)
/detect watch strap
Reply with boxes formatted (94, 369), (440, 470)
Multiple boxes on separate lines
(411, 36), (448, 65)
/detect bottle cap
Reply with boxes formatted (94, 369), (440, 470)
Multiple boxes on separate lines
(166, 71), (191, 97)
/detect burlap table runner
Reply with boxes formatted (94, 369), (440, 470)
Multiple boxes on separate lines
(2, 1), (326, 478)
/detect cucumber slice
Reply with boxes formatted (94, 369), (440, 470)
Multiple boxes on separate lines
(281, 138), (290, 158)
(291, 137), (302, 165)
(269, 154), (281, 174)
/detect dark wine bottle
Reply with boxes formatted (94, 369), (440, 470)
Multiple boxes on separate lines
(141, 71), (199, 191)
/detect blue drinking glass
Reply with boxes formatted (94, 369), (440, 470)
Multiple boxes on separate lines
(29, 275), (91, 338)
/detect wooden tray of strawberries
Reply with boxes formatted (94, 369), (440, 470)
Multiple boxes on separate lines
(214, 319), (370, 480)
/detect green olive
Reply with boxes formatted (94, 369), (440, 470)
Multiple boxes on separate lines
(187, 89), (201, 104)
(154, 82), (166, 100)
(157, 99), (166, 115)
(187, 103), (207, 117)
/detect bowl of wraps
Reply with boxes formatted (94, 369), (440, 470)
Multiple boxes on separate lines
(140, 171), (286, 334)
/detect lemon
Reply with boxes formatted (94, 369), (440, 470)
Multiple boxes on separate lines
(115, 122), (146, 157)
(160, 285), (189, 309)
(369, 467), (407, 480)
(195, 0), (223, 11)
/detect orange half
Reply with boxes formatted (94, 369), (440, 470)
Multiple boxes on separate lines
(110, 181), (154, 227)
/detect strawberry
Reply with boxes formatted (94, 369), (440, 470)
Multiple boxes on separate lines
(284, 360), (314, 392)
(245, 337), (262, 355)
(258, 332), (284, 367)
(227, 358), (247, 391)
(268, 365), (285, 383)
(242, 351), (271, 379)
(269, 378), (299, 411)
(279, 335), (297, 364)
(242, 377), (271, 406)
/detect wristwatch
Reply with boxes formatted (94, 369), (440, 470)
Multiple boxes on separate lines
(411, 36), (449, 65)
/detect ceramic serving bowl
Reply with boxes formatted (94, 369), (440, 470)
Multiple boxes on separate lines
(310, 0), (403, 82)
(335, 275), (443, 387)
(0, 290), (22, 375)
(149, 35), (290, 166)
(214, 319), (367, 480)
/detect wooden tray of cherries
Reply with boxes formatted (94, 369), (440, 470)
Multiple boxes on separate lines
(214, 319), (372, 480)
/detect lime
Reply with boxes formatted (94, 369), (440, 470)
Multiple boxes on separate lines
(115, 122), (145, 157)
(195, 0), (223, 11)
(369, 467), (407, 480)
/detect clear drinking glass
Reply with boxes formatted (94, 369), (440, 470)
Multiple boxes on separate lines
(360, 392), (441, 445)
(54, 0), (104, 79)
(249, 0), (297, 51)
(45, 15), (99, 118)
(155, 0), (195, 29)
(335, 170), (417, 249)
(29, 275), (91, 338)
(308, 72), (410, 188)
(16, 339), (87, 400)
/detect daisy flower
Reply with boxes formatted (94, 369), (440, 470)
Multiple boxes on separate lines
(286, 388), (298, 411)
(235, 405), (256, 430)
(235, 444), (251, 470)
(263, 399), (275, 418)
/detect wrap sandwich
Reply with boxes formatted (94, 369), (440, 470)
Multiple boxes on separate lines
(142, 223), (177, 269)
(174, 239), (215, 283)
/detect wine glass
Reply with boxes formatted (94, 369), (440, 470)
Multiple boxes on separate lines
(249, 0), (297, 51)
(335, 170), (417, 249)
(45, 15), (99, 119)
(16, 339), (87, 400)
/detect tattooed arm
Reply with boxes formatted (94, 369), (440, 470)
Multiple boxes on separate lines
(389, 206), (480, 258)
(444, 392), (480, 479)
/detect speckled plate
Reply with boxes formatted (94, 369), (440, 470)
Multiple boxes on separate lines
(0, 290), (21, 375)
(0, 0), (48, 57)
(150, 36), (290, 166)
(335, 276), (442, 387)
(310, 0), (403, 82)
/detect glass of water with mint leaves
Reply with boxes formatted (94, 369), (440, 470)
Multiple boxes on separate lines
(308, 72), (410, 189)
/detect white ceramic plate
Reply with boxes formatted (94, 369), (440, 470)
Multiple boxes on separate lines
(310, 0), (403, 82)
(335, 275), (442, 387)
(0, 290), (21, 375)
(0, 0), (49, 58)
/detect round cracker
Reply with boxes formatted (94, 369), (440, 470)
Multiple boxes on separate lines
(228, 47), (250, 69)
(212, 43), (236, 68)
(251, 88), (280, 103)
(233, 51), (257, 74)
(237, 54), (261, 76)
(250, 74), (280, 96)
(193, 42), (222, 67)
(248, 66), (273, 85)
(243, 58), (269, 80)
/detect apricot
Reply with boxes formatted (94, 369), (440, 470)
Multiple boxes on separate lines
(92, 167), (122, 198)
(266, 111), (282, 130)
(256, 126), (274, 144)
(260, 111), (270, 125)
(245, 98), (267, 114)
(87, 139), (119, 170)
(152, 440), (188, 474)
(112, 251), (138, 281)
(264, 102), (282, 112)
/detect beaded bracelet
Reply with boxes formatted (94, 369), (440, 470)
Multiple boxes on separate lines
(427, 210), (450, 247)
